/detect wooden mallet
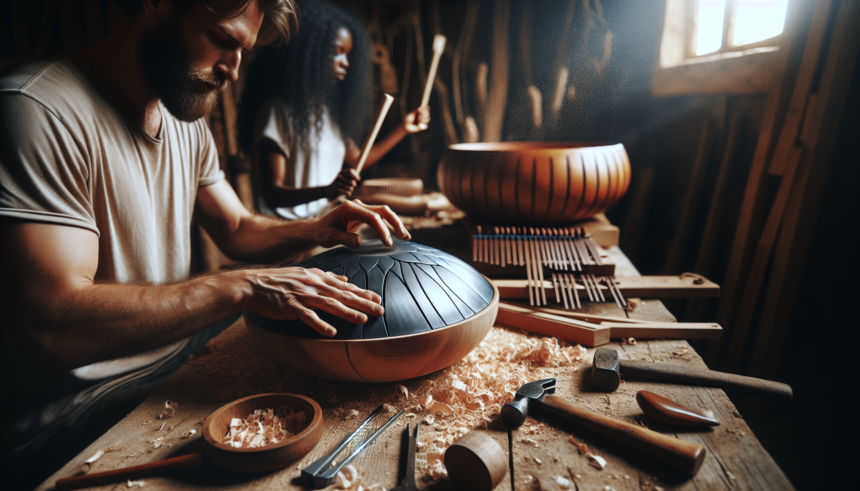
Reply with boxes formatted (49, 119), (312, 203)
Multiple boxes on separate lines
(355, 93), (395, 174)
(418, 34), (446, 130)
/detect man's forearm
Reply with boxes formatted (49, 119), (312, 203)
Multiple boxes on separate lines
(206, 213), (320, 264)
(21, 270), (250, 372)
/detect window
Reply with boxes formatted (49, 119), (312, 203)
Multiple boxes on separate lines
(653, 0), (790, 96)
(695, 0), (789, 56)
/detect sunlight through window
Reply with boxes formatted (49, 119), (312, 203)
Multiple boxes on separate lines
(733, 0), (788, 46)
(695, 0), (725, 55)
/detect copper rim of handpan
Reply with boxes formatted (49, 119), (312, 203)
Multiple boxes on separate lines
(437, 142), (631, 225)
(244, 282), (499, 382)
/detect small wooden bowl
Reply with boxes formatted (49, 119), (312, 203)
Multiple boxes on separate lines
(201, 393), (323, 473)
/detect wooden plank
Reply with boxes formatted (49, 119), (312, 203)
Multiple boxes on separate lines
(605, 322), (722, 340)
(651, 48), (783, 96)
(708, 0), (813, 366)
(749, 0), (860, 382)
(496, 302), (611, 347)
(766, 0), (831, 176)
(662, 120), (713, 275)
(493, 275), (720, 300)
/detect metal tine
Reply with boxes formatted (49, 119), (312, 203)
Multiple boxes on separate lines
(526, 227), (538, 305)
(574, 228), (592, 265)
(506, 227), (513, 266)
(590, 274), (606, 302)
(496, 227), (505, 267)
(563, 229), (580, 271)
(582, 227), (604, 266)
(556, 273), (569, 309)
(536, 229), (547, 305)
(530, 227), (546, 305)
(566, 273), (578, 310)
(569, 273), (581, 309)
(515, 227), (524, 267)
(501, 227), (508, 266)
(545, 228), (558, 270)
(553, 228), (570, 271)
(551, 273), (562, 305)
(608, 276), (627, 308)
(523, 228), (534, 306)
(581, 273), (594, 302)
(562, 272), (574, 310)
(474, 225), (480, 263)
(603, 276), (623, 308)
(541, 228), (553, 269)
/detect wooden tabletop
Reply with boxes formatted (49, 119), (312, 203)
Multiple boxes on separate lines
(38, 247), (792, 491)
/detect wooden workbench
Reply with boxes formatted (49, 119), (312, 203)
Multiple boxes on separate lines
(38, 247), (793, 491)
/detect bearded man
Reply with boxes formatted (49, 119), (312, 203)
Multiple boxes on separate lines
(0, 0), (409, 485)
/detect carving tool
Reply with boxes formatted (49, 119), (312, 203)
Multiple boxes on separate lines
(303, 406), (404, 488)
(636, 391), (719, 427)
(389, 424), (419, 491)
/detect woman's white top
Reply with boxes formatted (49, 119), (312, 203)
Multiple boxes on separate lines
(251, 97), (346, 220)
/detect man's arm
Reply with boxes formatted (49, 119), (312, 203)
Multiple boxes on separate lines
(0, 219), (385, 372)
(194, 179), (411, 264)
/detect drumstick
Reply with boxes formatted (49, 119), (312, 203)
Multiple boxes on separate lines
(418, 35), (447, 130)
(355, 94), (395, 174)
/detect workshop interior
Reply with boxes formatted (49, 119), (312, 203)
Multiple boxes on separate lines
(1, 0), (858, 489)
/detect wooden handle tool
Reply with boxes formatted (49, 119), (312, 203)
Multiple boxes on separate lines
(56, 453), (204, 490)
(418, 34), (446, 130)
(539, 394), (706, 476)
(355, 94), (394, 174)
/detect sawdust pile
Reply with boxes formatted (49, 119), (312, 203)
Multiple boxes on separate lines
(177, 325), (588, 481)
(222, 407), (307, 448)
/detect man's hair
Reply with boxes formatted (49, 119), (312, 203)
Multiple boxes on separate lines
(236, 0), (371, 157)
(116, 0), (299, 45)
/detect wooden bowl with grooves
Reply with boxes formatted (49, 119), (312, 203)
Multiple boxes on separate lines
(201, 393), (323, 473)
(437, 142), (631, 224)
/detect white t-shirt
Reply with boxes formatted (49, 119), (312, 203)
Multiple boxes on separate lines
(250, 97), (346, 220)
(0, 56), (224, 458)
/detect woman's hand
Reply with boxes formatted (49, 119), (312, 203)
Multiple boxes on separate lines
(310, 199), (411, 249)
(402, 106), (431, 133)
(326, 168), (361, 199)
(244, 267), (383, 337)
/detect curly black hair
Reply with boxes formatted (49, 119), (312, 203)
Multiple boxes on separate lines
(237, 0), (371, 157)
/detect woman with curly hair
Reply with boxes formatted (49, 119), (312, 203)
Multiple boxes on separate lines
(238, 0), (429, 219)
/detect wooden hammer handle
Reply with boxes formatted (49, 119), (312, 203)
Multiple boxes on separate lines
(56, 453), (204, 490)
(540, 394), (705, 476)
(619, 360), (793, 401)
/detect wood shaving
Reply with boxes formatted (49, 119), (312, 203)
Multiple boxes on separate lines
(702, 409), (715, 420)
(79, 449), (104, 474)
(335, 464), (359, 489)
(555, 475), (572, 489)
(382, 404), (396, 415)
(157, 400), (178, 420)
(222, 406), (306, 448)
(521, 438), (540, 447)
(569, 435), (607, 470)
(344, 409), (360, 420)
(396, 384), (409, 399)
(180, 429), (198, 439)
(534, 457), (543, 465)
(127, 479), (145, 488)
(150, 437), (164, 449)
(620, 337), (637, 345)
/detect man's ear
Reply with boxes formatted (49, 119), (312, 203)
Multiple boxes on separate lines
(140, 0), (175, 21)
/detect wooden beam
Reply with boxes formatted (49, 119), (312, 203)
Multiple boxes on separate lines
(651, 49), (783, 96)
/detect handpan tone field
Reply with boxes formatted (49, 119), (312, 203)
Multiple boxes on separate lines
(245, 240), (500, 382)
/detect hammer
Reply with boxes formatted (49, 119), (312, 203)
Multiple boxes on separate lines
(502, 379), (706, 476)
(591, 348), (793, 401)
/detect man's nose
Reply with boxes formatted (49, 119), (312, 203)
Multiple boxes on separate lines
(215, 50), (241, 83)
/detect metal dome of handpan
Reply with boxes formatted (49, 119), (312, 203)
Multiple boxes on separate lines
(244, 240), (500, 382)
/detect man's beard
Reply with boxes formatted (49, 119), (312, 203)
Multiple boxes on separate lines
(137, 18), (227, 122)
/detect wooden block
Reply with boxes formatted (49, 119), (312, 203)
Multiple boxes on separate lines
(493, 275), (720, 300)
(495, 302), (610, 347)
(605, 322), (722, 340)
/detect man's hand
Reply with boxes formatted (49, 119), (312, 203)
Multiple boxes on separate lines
(245, 267), (384, 337)
(402, 106), (431, 133)
(326, 168), (360, 199)
(311, 199), (411, 249)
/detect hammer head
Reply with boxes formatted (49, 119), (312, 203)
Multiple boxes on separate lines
(501, 378), (556, 429)
(591, 347), (621, 392)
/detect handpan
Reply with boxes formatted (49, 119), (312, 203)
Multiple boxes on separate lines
(244, 240), (500, 382)
(437, 142), (631, 225)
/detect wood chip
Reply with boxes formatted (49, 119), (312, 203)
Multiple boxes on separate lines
(127, 479), (145, 488)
